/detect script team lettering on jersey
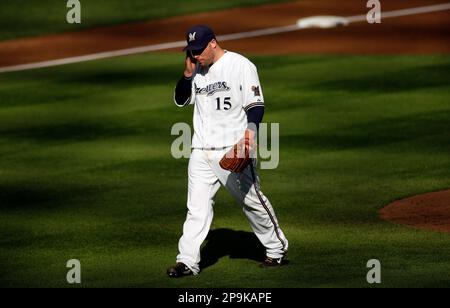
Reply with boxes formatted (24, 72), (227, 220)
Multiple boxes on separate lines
(195, 82), (231, 96)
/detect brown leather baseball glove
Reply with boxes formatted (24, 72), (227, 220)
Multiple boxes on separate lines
(219, 131), (255, 173)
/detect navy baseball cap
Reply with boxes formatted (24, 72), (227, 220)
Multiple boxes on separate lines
(183, 25), (216, 51)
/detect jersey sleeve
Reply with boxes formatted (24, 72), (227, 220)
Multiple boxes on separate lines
(186, 78), (195, 106)
(186, 65), (200, 106)
(174, 76), (193, 107)
(173, 64), (198, 107)
(241, 61), (265, 113)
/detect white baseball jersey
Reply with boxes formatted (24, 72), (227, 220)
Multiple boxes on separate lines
(177, 51), (264, 149)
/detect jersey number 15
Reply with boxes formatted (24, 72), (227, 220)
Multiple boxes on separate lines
(216, 97), (231, 111)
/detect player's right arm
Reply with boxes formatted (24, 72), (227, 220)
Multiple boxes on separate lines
(174, 54), (196, 107)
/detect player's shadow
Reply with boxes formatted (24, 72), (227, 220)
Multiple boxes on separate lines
(199, 228), (265, 270)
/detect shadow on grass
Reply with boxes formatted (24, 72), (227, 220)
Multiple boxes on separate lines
(57, 63), (181, 87)
(310, 63), (450, 93)
(199, 228), (265, 270)
(281, 109), (450, 151)
(0, 183), (106, 211)
(0, 113), (174, 144)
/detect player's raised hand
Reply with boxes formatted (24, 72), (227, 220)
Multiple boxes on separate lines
(184, 51), (196, 78)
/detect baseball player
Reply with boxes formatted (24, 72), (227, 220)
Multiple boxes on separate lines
(167, 25), (288, 278)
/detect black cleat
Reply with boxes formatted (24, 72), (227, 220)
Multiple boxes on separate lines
(260, 256), (284, 268)
(167, 262), (193, 278)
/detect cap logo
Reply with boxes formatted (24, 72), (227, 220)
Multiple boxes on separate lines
(188, 32), (196, 42)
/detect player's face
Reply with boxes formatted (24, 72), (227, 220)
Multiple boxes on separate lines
(190, 41), (214, 66)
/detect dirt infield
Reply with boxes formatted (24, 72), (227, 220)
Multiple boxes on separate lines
(1, 0), (450, 68)
(380, 190), (450, 233)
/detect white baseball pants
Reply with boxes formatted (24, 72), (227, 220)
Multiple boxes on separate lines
(176, 148), (288, 274)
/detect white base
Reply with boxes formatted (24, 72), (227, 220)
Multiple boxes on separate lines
(297, 16), (350, 29)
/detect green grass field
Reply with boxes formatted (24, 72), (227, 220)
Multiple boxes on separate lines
(0, 53), (449, 287)
(0, 0), (288, 40)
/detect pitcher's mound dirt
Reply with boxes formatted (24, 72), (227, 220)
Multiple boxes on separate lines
(380, 190), (450, 233)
